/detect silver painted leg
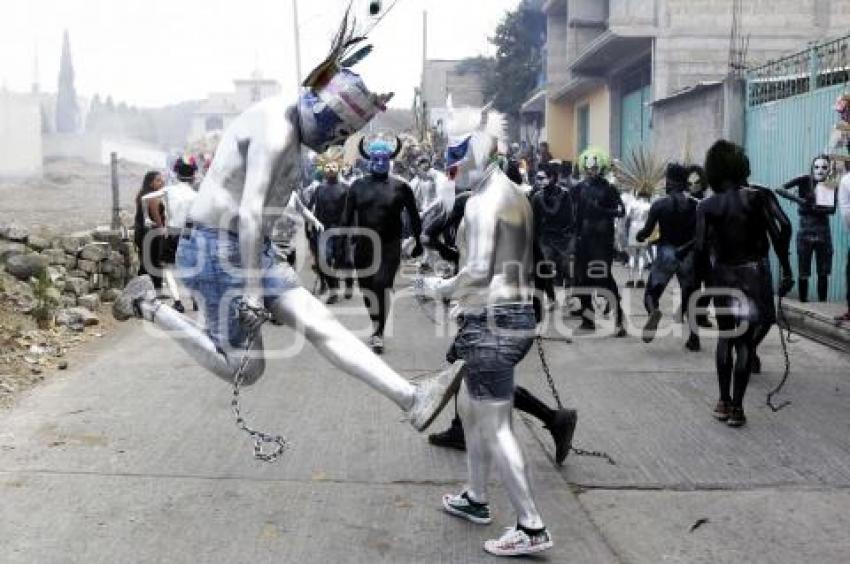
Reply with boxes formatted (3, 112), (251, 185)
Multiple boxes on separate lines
(267, 287), (416, 410)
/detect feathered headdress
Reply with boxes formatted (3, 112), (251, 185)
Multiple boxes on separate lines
(302, 4), (391, 109)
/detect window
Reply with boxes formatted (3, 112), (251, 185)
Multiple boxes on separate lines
(205, 116), (224, 131)
(577, 104), (590, 153)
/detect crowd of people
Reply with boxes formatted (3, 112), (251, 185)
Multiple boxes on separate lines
(117, 11), (850, 557)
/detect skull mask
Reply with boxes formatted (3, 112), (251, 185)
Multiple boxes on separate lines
(811, 156), (830, 183)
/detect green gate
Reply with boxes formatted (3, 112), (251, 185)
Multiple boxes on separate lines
(621, 84), (652, 160)
(745, 35), (850, 303)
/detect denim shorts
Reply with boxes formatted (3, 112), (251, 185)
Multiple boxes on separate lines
(451, 303), (536, 400)
(175, 225), (300, 351)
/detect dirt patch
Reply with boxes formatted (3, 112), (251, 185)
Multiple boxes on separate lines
(0, 271), (120, 409)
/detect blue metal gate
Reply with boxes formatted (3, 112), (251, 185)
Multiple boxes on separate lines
(745, 35), (850, 303)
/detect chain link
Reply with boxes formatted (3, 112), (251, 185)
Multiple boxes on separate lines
(231, 307), (288, 463)
(767, 294), (794, 412)
(535, 336), (616, 465)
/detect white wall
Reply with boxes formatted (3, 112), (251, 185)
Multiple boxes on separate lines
(0, 92), (43, 177)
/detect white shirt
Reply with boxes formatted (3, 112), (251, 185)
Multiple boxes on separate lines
(839, 172), (850, 230)
(162, 182), (197, 229)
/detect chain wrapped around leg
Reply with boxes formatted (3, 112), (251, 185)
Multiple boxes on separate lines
(231, 307), (289, 462)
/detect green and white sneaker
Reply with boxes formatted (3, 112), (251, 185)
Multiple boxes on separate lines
(442, 491), (492, 525)
(483, 525), (553, 557)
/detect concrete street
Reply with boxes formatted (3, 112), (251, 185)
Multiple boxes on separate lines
(1, 272), (849, 563)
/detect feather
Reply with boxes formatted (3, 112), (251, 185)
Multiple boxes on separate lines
(340, 44), (373, 68)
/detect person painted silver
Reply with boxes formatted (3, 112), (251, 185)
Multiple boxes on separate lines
(418, 129), (549, 546)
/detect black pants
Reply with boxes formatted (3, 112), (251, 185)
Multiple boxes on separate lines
(136, 227), (163, 290)
(319, 234), (353, 293)
(539, 235), (574, 300)
(576, 235), (623, 325)
(355, 237), (402, 337)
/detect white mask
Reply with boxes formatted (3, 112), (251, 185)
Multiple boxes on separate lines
(812, 158), (830, 182)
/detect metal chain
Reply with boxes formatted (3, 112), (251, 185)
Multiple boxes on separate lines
(231, 308), (289, 463)
(766, 294), (793, 412)
(535, 336), (616, 465)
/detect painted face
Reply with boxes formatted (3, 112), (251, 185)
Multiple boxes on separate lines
(417, 160), (431, 176)
(812, 157), (830, 182)
(535, 171), (550, 188)
(687, 172), (702, 194)
(370, 152), (392, 175)
(324, 162), (340, 181)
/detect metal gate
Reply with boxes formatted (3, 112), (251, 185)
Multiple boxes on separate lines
(745, 35), (850, 303)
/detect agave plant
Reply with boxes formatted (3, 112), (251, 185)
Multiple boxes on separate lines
(614, 147), (666, 197)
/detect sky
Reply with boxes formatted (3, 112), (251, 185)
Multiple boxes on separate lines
(0, 0), (520, 109)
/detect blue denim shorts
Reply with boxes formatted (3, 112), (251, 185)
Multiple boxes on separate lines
(452, 303), (536, 400)
(175, 225), (300, 351)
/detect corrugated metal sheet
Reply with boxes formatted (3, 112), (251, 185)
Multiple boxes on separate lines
(745, 83), (848, 303)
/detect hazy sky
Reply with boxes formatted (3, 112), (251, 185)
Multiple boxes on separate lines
(0, 0), (519, 109)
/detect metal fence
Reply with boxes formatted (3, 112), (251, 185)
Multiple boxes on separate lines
(745, 36), (850, 304)
(748, 35), (850, 107)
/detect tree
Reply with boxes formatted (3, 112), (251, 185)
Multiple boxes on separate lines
(55, 30), (79, 133)
(484, 2), (546, 120)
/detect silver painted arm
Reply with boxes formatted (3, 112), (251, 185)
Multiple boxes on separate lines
(289, 192), (324, 232)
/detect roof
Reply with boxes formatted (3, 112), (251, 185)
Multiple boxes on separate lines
(651, 81), (723, 106)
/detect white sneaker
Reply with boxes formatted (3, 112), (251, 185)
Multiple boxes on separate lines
(407, 362), (465, 432)
(483, 526), (553, 557)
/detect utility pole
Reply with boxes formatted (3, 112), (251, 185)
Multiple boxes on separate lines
(292, 0), (303, 90)
(110, 152), (120, 230)
(421, 10), (429, 141)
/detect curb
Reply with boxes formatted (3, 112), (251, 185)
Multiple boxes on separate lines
(780, 301), (850, 354)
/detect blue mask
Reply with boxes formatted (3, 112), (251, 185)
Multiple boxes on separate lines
(370, 152), (391, 175)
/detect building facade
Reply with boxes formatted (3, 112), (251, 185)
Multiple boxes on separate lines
(535, 0), (850, 162)
(188, 71), (281, 143)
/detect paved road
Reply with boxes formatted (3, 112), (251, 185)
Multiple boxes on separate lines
(1, 270), (849, 563)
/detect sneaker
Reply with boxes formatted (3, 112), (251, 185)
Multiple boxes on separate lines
(326, 294), (339, 305)
(172, 300), (185, 314)
(368, 335), (384, 354)
(713, 400), (731, 422)
(407, 362), (466, 432)
(727, 406), (747, 427)
(428, 417), (466, 450)
(546, 408), (577, 466)
(636, 280), (646, 289)
(113, 276), (156, 321)
(483, 526), (553, 557)
(442, 491), (491, 524)
(625, 280), (635, 288)
(344, 286), (354, 300)
(642, 310), (662, 343)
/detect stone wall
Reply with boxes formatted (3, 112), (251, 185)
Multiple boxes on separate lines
(0, 223), (136, 327)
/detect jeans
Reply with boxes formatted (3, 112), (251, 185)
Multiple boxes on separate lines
(175, 225), (300, 351)
(452, 303), (536, 400)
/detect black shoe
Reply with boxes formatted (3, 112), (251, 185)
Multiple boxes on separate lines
(642, 310), (662, 343)
(726, 406), (747, 427)
(636, 280), (646, 289)
(696, 316), (713, 329)
(614, 325), (627, 338)
(428, 419), (466, 451)
(326, 294), (339, 305)
(192, 299), (199, 312)
(685, 333), (700, 352)
(625, 281), (635, 288)
(751, 353), (762, 375)
(172, 300), (185, 314)
(344, 286), (354, 300)
(545, 409), (577, 466)
(579, 318), (596, 331)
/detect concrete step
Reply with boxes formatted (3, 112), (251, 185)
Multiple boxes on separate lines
(779, 298), (850, 354)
